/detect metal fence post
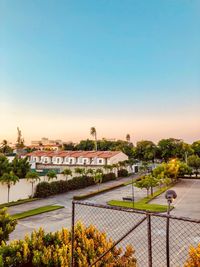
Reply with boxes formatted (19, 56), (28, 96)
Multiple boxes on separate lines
(71, 201), (75, 267)
(147, 214), (152, 267)
(166, 216), (170, 267)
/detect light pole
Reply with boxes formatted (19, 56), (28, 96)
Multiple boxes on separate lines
(165, 190), (177, 267)
(131, 165), (135, 208)
(165, 190), (177, 215)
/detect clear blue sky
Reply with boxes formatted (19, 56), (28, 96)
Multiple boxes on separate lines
(1, 0), (199, 144)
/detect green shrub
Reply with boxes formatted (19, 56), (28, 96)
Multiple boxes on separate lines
(118, 169), (129, 177)
(102, 172), (116, 182)
(0, 208), (17, 243)
(35, 172), (118, 198)
(34, 182), (51, 198)
(0, 223), (137, 267)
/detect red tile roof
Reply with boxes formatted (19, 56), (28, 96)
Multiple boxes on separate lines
(27, 150), (121, 158)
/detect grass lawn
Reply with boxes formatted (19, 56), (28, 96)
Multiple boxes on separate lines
(108, 186), (173, 213)
(12, 205), (64, 220)
(108, 200), (170, 212)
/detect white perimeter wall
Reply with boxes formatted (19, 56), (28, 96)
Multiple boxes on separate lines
(0, 174), (70, 204)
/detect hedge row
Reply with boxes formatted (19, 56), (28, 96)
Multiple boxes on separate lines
(117, 169), (129, 177)
(73, 183), (124, 200)
(34, 172), (116, 198)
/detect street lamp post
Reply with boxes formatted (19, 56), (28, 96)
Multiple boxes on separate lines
(165, 190), (177, 267)
(131, 175), (134, 208)
(131, 165), (135, 208)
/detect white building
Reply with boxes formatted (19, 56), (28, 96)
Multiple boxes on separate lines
(27, 150), (128, 168)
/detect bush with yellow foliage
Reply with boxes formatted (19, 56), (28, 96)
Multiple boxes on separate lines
(0, 222), (137, 267)
(184, 244), (200, 267)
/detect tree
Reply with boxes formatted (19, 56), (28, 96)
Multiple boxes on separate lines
(188, 155), (200, 177)
(46, 170), (57, 181)
(16, 127), (24, 149)
(135, 175), (151, 197)
(26, 171), (40, 197)
(178, 162), (192, 177)
(75, 139), (95, 151)
(146, 175), (158, 196)
(74, 167), (86, 177)
(126, 134), (131, 142)
(62, 142), (76, 151)
(118, 161), (126, 170)
(135, 140), (157, 162)
(0, 140), (13, 155)
(184, 243), (200, 267)
(0, 172), (19, 202)
(90, 127), (97, 151)
(62, 168), (72, 180)
(0, 155), (10, 177)
(191, 140), (200, 157)
(86, 168), (94, 176)
(93, 171), (103, 191)
(0, 208), (17, 243)
(165, 159), (180, 181)
(0, 222), (137, 266)
(157, 138), (189, 161)
(11, 156), (30, 178)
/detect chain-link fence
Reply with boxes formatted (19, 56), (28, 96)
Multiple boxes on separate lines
(71, 201), (200, 267)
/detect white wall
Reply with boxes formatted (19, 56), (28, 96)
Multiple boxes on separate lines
(109, 152), (128, 164)
(0, 174), (70, 204)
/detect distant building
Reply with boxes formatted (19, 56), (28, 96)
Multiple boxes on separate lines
(27, 150), (128, 171)
(31, 137), (62, 146)
(29, 137), (65, 151)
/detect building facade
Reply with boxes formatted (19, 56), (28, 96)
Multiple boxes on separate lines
(27, 150), (128, 170)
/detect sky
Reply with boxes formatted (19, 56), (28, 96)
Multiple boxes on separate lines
(0, 0), (200, 145)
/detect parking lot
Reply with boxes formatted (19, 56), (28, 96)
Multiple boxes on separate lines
(9, 178), (200, 248)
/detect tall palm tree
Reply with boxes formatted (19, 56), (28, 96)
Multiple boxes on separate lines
(126, 134), (131, 142)
(47, 170), (57, 181)
(93, 171), (103, 191)
(26, 171), (40, 197)
(62, 168), (72, 181)
(90, 127), (97, 151)
(0, 171), (19, 202)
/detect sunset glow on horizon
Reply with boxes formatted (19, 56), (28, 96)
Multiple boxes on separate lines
(1, 0), (200, 144)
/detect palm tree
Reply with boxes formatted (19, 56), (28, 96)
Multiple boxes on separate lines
(93, 171), (103, 191)
(0, 140), (12, 155)
(62, 168), (72, 181)
(0, 171), (19, 202)
(86, 168), (94, 176)
(107, 165), (114, 173)
(118, 161), (126, 170)
(46, 170), (57, 181)
(90, 127), (97, 151)
(26, 171), (40, 197)
(126, 134), (131, 142)
(103, 165), (109, 174)
(75, 167), (86, 177)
